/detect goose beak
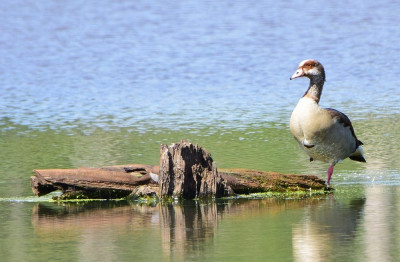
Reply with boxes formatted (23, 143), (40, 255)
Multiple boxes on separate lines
(290, 68), (304, 80)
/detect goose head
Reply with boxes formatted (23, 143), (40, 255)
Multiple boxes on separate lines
(290, 59), (325, 82)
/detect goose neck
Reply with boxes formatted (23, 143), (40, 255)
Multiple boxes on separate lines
(304, 78), (324, 103)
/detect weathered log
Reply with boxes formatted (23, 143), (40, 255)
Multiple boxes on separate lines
(219, 169), (328, 194)
(159, 141), (228, 199)
(31, 165), (158, 198)
(31, 165), (328, 199)
(31, 141), (329, 199)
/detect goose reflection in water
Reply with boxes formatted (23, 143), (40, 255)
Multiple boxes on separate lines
(292, 198), (366, 262)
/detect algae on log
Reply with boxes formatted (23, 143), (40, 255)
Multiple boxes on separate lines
(159, 141), (228, 199)
(219, 169), (328, 194)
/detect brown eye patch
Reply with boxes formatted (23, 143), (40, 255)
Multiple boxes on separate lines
(303, 61), (316, 68)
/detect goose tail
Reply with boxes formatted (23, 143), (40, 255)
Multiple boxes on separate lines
(349, 145), (366, 162)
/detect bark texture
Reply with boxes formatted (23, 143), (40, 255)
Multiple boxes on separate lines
(219, 169), (327, 194)
(159, 141), (228, 199)
(31, 165), (158, 198)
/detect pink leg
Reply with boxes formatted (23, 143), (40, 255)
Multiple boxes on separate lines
(326, 165), (335, 185)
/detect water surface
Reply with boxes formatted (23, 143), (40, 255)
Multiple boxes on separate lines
(1, 186), (400, 262)
(0, 0), (400, 261)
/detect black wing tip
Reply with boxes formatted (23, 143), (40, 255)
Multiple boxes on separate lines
(349, 155), (366, 163)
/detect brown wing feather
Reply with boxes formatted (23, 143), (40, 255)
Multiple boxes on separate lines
(324, 108), (363, 147)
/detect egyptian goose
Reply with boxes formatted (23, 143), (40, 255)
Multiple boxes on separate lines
(289, 59), (366, 184)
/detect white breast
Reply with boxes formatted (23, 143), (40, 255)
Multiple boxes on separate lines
(290, 97), (356, 164)
(290, 97), (327, 142)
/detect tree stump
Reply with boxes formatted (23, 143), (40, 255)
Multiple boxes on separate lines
(159, 141), (228, 199)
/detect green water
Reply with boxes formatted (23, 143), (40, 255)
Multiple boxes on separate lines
(1, 114), (399, 198)
(1, 187), (400, 262)
(1, 114), (400, 261)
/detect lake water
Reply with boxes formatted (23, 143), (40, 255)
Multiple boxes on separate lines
(1, 0), (400, 261)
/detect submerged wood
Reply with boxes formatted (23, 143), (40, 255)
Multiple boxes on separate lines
(31, 141), (329, 199)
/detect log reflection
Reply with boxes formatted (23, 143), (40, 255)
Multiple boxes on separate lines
(159, 200), (221, 260)
(32, 201), (157, 239)
(31, 198), (328, 260)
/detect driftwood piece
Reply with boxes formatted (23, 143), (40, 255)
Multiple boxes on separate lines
(219, 169), (328, 194)
(159, 141), (228, 199)
(31, 165), (158, 198)
(31, 141), (329, 199)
